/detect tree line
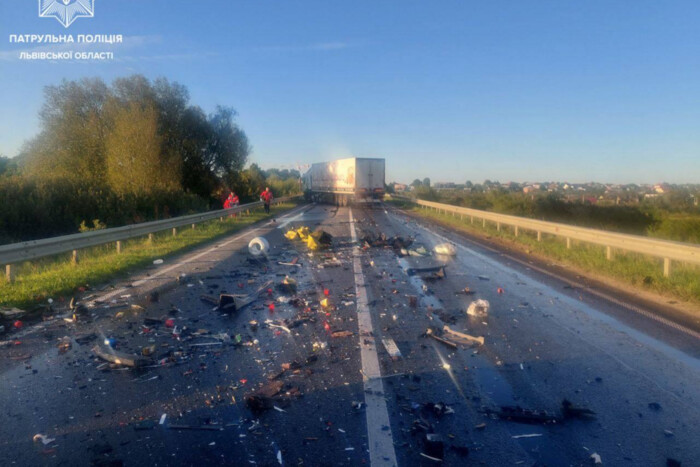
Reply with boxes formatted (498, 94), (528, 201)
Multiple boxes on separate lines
(0, 75), (300, 245)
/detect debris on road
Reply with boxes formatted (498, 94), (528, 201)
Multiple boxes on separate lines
(487, 405), (558, 424)
(590, 452), (602, 465)
(561, 399), (596, 420)
(57, 336), (72, 354)
(245, 380), (285, 413)
(382, 337), (402, 359)
(442, 326), (484, 346)
(248, 236), (270, 257)
(434, 243), (457, 256)
(467, 299), (490, 317)
(331, 330), (353, 338)
(423, 433), (444, 461)
(33, 434), (56, 445)
(424, 328), (458, 349)
(92, 345), (152, 368)
(0, 307), (26, 319)
(512, 433), (543, 439)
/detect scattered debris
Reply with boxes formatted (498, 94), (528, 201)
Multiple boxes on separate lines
(92, 345), (152, 368)
(487, 406), (558, 424)
(442, 326), (484, 346)
(423, 433), (444, 461)
(331, 330), (353, 338)
(33, 434), (56, 445)
(57, 337), (72, 354)
(434, 243), (457, 256)
(382, 337), (402, 359)
(512, 433), (543, 439)
(0, 307), (26, 319)
(153, 259), (164, 265)
(245, 380), (284, 413)
(561, 399), (596, 420)
(466, 299), (490, 317)
(248, 236), (270, 257)
(590, 452), (602, 465)
(425, 328), (458, 349)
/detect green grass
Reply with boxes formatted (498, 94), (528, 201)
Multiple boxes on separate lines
(392, 200), (700, 305)
(0, 203), (297, 309)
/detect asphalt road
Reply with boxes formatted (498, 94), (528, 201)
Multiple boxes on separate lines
(0, 203), (698, 466)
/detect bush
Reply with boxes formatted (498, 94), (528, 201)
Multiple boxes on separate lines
(0, 176), (208, 245)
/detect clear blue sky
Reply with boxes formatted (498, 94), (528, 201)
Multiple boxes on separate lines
(1, 1), (699, 184)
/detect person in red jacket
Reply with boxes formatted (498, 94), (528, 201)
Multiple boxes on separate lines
(223, 192), (240, 217)
(260, 187), (273, 214)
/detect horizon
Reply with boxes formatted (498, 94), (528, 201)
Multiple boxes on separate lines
(1, 1), (699, 185)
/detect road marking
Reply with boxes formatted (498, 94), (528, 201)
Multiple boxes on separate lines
(275, 206), (313, 229)
(90, 205), (310, 305)
(349, 208), (398, 467)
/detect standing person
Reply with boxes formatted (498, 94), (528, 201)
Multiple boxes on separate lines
(224, 192), (240, 217)
(260, 187), (273, 214)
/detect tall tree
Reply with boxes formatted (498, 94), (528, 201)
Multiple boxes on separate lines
(105, 103), (180, 195)
(23, 78), (109, 184)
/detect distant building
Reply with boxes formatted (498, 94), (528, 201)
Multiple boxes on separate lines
(392, 183), (408, 192)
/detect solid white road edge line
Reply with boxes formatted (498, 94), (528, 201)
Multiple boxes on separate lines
(349, 208), (398, 467)
(91, 204), (310, 305)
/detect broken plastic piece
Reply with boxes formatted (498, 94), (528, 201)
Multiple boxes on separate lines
(33, 434), (56, 445)
(92, 345), (151, 368)
(382, 338), (402, 358)
(443, 326), (484, 346)
(434, 243), (457, 256)
(248, 236), (270, 256)
(467, 299), (490, 317)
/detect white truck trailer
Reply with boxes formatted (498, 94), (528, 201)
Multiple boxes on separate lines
(303, 157), (385, 205)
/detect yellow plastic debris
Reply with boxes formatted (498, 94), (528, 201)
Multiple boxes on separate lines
(296, 226), (310, 239)
(306, 235), (320, 250)
(285, 230), (298, 240)
(320, 298), (330, 308)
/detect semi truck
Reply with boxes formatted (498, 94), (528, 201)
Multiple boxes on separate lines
(302, 157), (385, 205)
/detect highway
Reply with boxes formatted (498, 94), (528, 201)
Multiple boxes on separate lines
(0, 202), (698, 466)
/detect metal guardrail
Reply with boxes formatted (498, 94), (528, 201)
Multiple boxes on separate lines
(1, 196), (299, 282)
(400, 197), (700, 277)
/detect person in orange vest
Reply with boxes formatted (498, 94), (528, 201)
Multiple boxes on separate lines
(260, 187), (274, 214)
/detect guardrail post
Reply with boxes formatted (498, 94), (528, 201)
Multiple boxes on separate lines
(72, 250), (79, 265)
(148, 233), (154, 243)
(663, 258), (671, 277)
(5, 264), (14, 283)
(606, 246), (612, 260)
(566, 238), (571, 249)
(470, 216), (474, 224)
(497, 222), (501, 232)
(482, 219), (486, 228)
(537, 231), (542, 242)
(191, 223), (196, 229)
(514, 226), (519, 237)
(116, 241), (122, 254)
(172, 228), (177, 237)
(220, 216), (224, 222)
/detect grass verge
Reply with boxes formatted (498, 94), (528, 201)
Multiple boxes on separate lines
(390, 199), (700, 305)
(0, 203), (298, 309)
